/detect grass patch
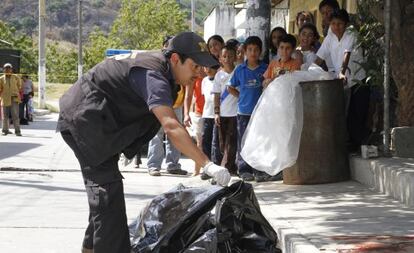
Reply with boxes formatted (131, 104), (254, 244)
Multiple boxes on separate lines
(33, 82), (72, 101)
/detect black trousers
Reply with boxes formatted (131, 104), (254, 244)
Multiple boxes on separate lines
(347, 83), (371, 149)
(216, 116), (238, 175)
(202, 118), (222, 164)
(236, 114), (261, 175)
(61, 131), (131, 253)
(19, 94), (30, 120)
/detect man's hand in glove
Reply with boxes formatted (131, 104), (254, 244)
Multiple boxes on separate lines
(203, 162), (231, 186)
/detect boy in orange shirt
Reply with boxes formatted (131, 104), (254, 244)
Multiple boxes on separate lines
(263, 34), (302, 88)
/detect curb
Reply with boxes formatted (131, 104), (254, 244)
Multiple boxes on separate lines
(350, 156), (414, 207)
(258, 199), (321, 253)
(34, 108), (51, 116)
(0, 167), (79, 172)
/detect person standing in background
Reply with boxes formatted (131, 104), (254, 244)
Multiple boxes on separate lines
(20, 74), (34, 124)
(0, 63), (22, 136)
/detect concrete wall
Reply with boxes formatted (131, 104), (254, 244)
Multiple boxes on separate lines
(203, 8), (217, 42)
(235, 8), (247, 40)
(271, 0), (289, 29)
(203, 4), (236, 42)
(215, 4), (236, 41)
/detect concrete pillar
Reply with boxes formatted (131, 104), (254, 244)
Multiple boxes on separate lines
(245, 0), (271, 62)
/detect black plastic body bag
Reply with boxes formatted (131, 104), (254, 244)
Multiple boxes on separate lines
(129, 181), (282, 253)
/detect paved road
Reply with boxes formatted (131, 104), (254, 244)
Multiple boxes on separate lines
(0, 114), (205, 253)
(2, 114), (414, 253)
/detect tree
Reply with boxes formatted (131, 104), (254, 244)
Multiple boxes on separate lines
(0, 20), (37, 75)
(110, 0), (188, 50)
(367, 0), (414, 126)
(83, 28), (122, 71)
(46, 42), (78, 83)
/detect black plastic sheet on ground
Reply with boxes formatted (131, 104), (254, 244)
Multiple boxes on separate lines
(129, 181), (281, 253)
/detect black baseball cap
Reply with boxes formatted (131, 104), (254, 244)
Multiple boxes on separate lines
(166, 32), (219, 67)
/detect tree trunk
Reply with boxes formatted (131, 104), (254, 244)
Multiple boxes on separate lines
(245, 0), (271, 62)
(389, 0), (414, 126)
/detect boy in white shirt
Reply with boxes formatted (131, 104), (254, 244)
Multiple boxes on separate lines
(201, 64), (220, 162)
(212, 45), (238, 175)
(315, 9), (370, 151)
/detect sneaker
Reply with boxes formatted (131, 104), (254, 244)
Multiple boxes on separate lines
(15, 132), (22, 136)
(210, 178), (217, 185)
(167, 168), (188, 175)
(200, 173), (212, 180)
(2, 130), (12, 136)
(267, 172), (283, 181)
(240, 172), (254, 181)
(148, 168), (161, 176)
(255, 174), (269, 183)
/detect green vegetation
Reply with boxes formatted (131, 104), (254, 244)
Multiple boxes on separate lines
(1, 0), (190, 85)
(0, 20), (37, 74)
(111, 0), (188, 50)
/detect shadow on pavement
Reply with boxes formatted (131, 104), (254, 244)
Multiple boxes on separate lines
(0, 142), (42, 160)
(0, 180), (157, 200)
(254, 181), (414, 251)
(20, 115), (58, 131)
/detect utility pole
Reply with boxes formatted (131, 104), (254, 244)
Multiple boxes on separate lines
(38, 0), (46, 108)
(191, 0), (195, 32)
(383, 0), (391, 154)
(245, 0), (271, 62)
(78, 0), (83, 79)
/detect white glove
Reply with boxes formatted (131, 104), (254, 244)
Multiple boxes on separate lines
(203, 162), (231, 187)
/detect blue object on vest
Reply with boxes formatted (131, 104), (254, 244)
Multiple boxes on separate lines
(105, 49), (132, 57)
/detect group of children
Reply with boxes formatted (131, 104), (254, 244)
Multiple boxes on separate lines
(185, 0), (368, 183)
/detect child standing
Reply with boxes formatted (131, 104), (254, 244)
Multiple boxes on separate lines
(201, 64), (220, 163)
(263, 34), (302, 88)
(207, 35), (225, 59)
(184, 76), (205, 176)
(228, 36), (269, 182)
(297, 23), (320, 70)
(269, 27), (287, 61)
(315, 9), (369, 151)
(236, 43), (245, 66)
(212, 45), (238, 175)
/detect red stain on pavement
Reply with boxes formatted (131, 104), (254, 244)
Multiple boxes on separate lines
(331, 235), (414, 253)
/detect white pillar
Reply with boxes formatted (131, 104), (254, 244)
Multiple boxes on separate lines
(38, 0), (46, 108)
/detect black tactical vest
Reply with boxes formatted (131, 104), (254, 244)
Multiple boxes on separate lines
(58, 51), (177, 166)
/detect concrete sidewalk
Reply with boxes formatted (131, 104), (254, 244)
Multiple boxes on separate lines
(1, 113), (414, 252)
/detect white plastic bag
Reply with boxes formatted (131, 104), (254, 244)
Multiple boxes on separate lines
(240, 65), (333, 176)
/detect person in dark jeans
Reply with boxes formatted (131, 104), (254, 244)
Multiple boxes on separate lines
(228, 36), (269, 182)
(19, 75), (34, 124)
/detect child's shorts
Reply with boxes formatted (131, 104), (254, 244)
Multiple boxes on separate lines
(190, 112), (204, 141)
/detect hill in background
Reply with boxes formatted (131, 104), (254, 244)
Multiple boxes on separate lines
(0, 0), (220, 44)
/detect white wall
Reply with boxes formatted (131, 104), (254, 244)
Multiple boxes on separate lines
(215, 4), (236, 41)
(271, 0), (289, 29)
(235, 8), (247, 40)
(204, 5), (236, 42)
(204, 8), (217, 42)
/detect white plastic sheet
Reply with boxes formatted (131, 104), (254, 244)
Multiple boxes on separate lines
(240, 65), (333, 176)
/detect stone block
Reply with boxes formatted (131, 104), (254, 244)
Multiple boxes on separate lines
(391, 127), (414, 158)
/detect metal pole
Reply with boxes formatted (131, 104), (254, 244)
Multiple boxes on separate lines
(78, 0), (83, 79)
(191, 0), (195, 32)
(245, 0), (271, 62)
(383, 0), (391, 154)
(38, 0), (46, 109)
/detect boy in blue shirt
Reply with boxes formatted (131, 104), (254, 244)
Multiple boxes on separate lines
(228, 36), (269, 182)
